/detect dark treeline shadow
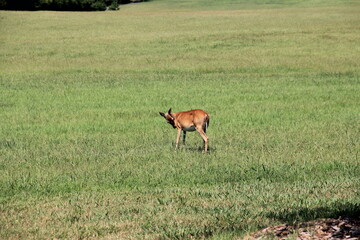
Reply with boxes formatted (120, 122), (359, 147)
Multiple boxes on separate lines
(0, 0), (150, 11)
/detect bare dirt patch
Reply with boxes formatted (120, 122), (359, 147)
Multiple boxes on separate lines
(245, 217), (360, 240)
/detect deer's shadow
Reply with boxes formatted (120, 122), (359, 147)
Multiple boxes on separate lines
(173, 144), (216, 153)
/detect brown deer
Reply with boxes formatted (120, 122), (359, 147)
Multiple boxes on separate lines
(159, 108), (210, 152)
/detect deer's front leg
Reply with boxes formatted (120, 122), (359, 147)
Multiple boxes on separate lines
(182, 131), (187, 145)
(175, 128), (182, 150)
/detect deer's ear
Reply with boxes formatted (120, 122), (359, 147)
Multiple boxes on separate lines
(168, 108), (175, 119)
(159, 112), (165, 117)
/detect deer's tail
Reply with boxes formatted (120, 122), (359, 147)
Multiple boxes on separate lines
(204, 114), (210, 133)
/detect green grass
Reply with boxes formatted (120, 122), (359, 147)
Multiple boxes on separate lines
(1, 0), (360, 239)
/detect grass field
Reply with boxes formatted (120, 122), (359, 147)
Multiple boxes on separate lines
(1, 0), (360, 239)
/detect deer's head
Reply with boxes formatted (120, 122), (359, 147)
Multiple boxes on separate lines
(159, 108), (176, 128)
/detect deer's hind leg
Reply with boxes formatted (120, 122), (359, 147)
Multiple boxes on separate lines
(196, 125), (209, 152)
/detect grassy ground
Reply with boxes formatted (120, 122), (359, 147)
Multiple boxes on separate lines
(1, 0), (360, 239)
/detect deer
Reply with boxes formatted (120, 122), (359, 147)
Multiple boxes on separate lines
(159, 108), (210, 152)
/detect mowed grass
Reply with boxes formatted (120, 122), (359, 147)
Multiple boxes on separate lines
(1, 0), (360, 239)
